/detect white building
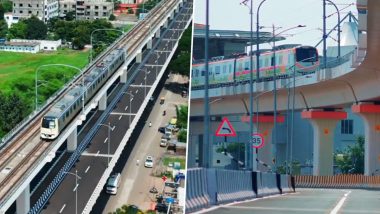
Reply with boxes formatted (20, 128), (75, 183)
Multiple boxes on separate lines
(11, 0), (59, 23)
(0, 39), (62, 53)
(3, 13), (19, 28)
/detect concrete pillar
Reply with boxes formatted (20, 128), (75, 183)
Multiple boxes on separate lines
(352, 104), (380, 175)
(302, 110), (347, 175)
(147, 39), (153, 49)
(170, 12), (174, 20)
(163, 20), (168, 28)
(67, 126), (78, 152)
(99, 93), (107, 111)
(155, 29), (161, 38)
(136, 51), (142, 63)
(242, 115), (285, 171)
(120, 69), (127, 83)
(16, 184), (30, 214)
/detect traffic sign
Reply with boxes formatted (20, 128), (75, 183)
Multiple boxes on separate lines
(251, 133), (265, 149)
(215, 117), (236, 137)
(162, 175), (167, 182)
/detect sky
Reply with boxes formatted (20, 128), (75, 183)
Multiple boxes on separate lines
(193, 0), (357, 53)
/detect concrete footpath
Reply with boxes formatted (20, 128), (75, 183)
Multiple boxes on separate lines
(103, 74), (188, 213)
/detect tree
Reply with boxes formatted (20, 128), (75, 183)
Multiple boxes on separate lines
(175, 105), (188, 129)
(8, 21), (27, 39)
(168, 25), (192, 77)
(0, 19), (7, 38)
(178, 130), (187, 142)
(127, 8), (134, 14)
(0, 93), (28, 134)
(0, 4), (4, 19)
(24, 16), (48, 39)
(65, 11), (76, 21)
(335, 136), (365, 174)
(0, 0), (12, 12)
(109, 14), (116, 21)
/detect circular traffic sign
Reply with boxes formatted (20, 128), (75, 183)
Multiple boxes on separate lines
(251, 133), (265, 149)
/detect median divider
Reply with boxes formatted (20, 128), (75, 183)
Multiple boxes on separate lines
(215, 169), (255, 204)
(186, 168), (210, 213)
(256, 172), (280, 197)
(295, 175), (380, 189)
(279, 174), (294, 193)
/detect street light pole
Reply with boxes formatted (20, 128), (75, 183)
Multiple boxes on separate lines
(64, 170), (81, 214)
(35, 64), (83, 111)
(203, 0), (210, 168)
(90, 29), (124, 62)
(99, 123), (112, 166)
(248, 0), (254, 171)
(123, 92), (134, 125)
(141, 68), (151, 97)
(326, 0), (341, 58)
(323, 0), (327, 68)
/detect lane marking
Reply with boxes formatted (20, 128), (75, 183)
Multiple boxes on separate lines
(135, 89), (138, 94)
(81, 153), (113, 158)
(110, 112), (136, 116)
(59, 204), (66, 213)
(119, 115), (122, 120)
(330, 190), (351, 214)
(124, 105), (128, 111)
(112, 126), (116, 131)
(85, 166), (90, 173)
(104, 138), (108, 143)
(96, 151), (100, 156)
(131, 97), (134, 102)
(73, 184), (79, 192)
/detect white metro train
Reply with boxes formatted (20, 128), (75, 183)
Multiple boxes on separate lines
(40, 48), (125, 140)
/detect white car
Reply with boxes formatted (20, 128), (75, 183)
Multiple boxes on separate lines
(145, 156), (154, 168)
(106, 173), (121, 194)
(160, 138), (168, 147)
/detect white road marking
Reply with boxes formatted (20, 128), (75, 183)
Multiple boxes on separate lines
(104, 138), (108, 143)
(125, 106), (128, 111)
(330, 190), (351, 214)
(109, 112), (136, 116)
(131, 97), (134, 101)
(85, 166), (90, 173)
(73, 184), (79, 192)
(112, 126), (116, 131)
(96, 151), (100, 156)
(59, 204), (66, 213)
(135, 89), (139, 94)
(81, 153), (113, 158)
(119, 115), (123, 120)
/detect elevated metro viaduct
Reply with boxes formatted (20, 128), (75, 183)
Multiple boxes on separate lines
(0, 0), (190, 213)
(189, 0), (375, 176)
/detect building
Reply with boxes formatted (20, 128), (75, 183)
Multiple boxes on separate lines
(11, 0), (59, 23)
(74, 0), (114, 20)
(3, 12), (18, 28)
(0, 39), (62, 53)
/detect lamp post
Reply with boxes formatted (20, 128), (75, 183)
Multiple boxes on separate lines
(256, 0), (268, 81)
(123, 91), (134, 126)
(203, 0), (210, 168)
(141, 68), (151, 97)
(35, 64), (84, 112)
(90, 28), (124, 62)
(64, 170), (81, 214)
(98, 122), (112, 167)
(268, 24), (306, 168)
(323, 0), (327, 68)
(326, 0), (341, 58)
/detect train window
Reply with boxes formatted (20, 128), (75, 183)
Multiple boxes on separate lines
(229, 64), (232, 73)
(209, 67), (213, 75)
(215, 66), (220, 74)
(237, 63), (242, 71)
(196, 69), (199, 76)
(271, 57), (274, 66)
(201, 70), (205, 76)
(223, 65), (227, 73)
(244, 62), (249, 70)
(66, 111), (69, 118)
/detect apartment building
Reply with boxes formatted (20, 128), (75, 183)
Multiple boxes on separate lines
(59, 0), (114, 20)
(11, 0), (59, 23)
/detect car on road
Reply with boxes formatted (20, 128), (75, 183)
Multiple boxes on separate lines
(106, 173), (121, 194)
(160, 138), (168, 147)
(162, 132), (172, 140)
(145, 156), (154, 168)
(158, 127), (165, 133)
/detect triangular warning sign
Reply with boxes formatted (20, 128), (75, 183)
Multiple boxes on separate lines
(215, 117), (237, 137)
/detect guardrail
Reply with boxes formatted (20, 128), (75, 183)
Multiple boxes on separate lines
(295, 175), (380, 189)
(185, 168), (295, 214)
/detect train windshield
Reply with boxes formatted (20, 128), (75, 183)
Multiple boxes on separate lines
(42, 117), (56, 129)
(296, 47), (318, 62)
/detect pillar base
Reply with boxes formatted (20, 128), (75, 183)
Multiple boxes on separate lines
(67, 126), (78, 152)
(99, 93), (107, 111)
(16, 184), (30, 214)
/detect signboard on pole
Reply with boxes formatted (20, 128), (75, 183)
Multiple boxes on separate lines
(215, 117), (236, 137)
(251, 133), (265, 149)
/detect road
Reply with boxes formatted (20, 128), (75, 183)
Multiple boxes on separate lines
(34, 3), (192, 214)
(200, 188), (380, 214)
(102, 74), (188, 213)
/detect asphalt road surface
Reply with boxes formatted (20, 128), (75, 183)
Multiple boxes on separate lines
(201, 188), (380, 214)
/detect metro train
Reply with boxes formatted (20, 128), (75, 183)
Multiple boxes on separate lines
(191, 45), (319, 87)
(40, 48), (125, 140)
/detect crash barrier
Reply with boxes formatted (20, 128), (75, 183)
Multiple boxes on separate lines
(279, 174), (294, 193)
(255, 172), (281, 197)
(215, 169), (256, 203)
(185, 168), (210, 213)
(295, 175), (380, 189)
(186, 168), (295, 213)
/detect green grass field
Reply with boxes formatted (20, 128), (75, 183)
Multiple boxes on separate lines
(162, 156), (186, 169)
(0, 48), (89, 94)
